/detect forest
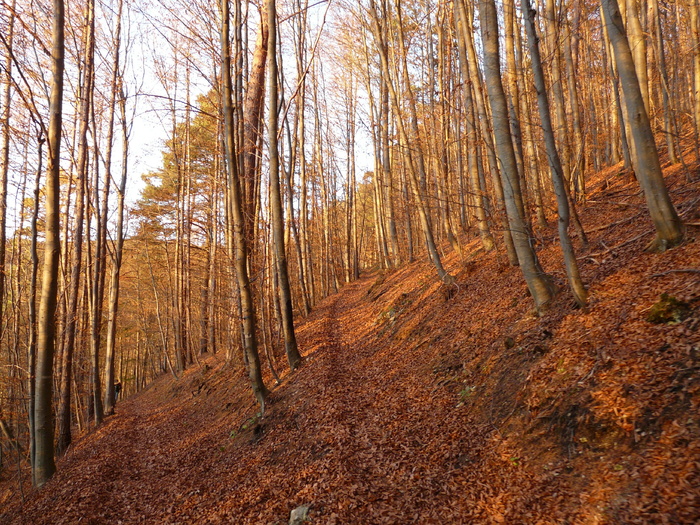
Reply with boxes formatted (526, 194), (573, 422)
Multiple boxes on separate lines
(0, 0), (699, 520)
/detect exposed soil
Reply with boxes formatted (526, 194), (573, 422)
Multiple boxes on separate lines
(1, 162), (699, 524)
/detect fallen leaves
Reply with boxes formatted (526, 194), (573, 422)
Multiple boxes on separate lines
(1, 164), (699, 524)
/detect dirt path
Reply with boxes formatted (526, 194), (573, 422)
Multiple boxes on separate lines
(4, 166), (699, 524)
(2, 274), (544, 524)
(2, 272), (562, 524)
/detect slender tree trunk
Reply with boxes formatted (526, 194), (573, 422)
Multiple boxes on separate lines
(0, 0), (15, 386)
(649, 0), (678, 163)
(455, 0), (518, 264)
(479, 0), (555, 311)
(98, 3), (121, 414)
(379, 49), (399, 267)
(435, 13), (461, 255)
(503, 0), (527, 193)
(544, 0), (573, 189)
(626, 0), (649, 113)
(242, 13), (268, 246)
(33, 0), (64, 487)
(59, 0), (96, 448)
(563, 10), (586, 199)
(28, 136), (44, 483)
(368, 0), (453, 284)
(523, 0), (587, 306)
(454, 0), (494, 250)
(601, 0), (684, 250)
(267, 0), (301, 370)
(221, 0), (268, 410)
(104, 67), (129, 415)
(691, 0), (700, 158)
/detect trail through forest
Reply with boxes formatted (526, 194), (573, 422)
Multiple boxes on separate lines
(1, 275), (572, 524)
(2, 167), (700, 523)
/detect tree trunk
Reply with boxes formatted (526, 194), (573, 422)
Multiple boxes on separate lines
(104, 60), (129, 415)
(479, 0), (555, 311)
(59, 0), (95, 448)
(626, 0), (649, 114)
(522, 0), (588, 307)
(242, 12), (268, 246)
(267, 0), (301, 370)
(34, 0), (64, 487)
(28, 136), (44, 482)
(368, 0), (453, 284)
(221, 0), (268, 410)
(691, 0), (700, 158)
(0, 0), (14, 389)
(453, 0), (494, 250)
(455, 0), (518, 264)
(601, 0), (683, 250)
(649, 0), (678, 163)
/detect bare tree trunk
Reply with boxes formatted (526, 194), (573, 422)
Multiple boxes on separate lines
(479, 0), (555, 311)
(28, 135), (44, 482)
(691, 0), (700, 158)
(60, 0), (95, 445)
(0, 0), (15, 386)
(523, 0), (587, 307)
(455, 0), (518, 264)
(601, 0), (684, 250)
(242, 12), (268, 247)
(544, 0), (572, 189)
(33, 0), (64, 487)
(221, 0), (268, 410)
(100, 0), (124, 417)
(562, 9), (586, 199)
(104, 40), (128, 415)
(626, 0), (650, 113)
(368, 0), (453, 284)
(267, 0), (301, 370)
(503, 0), (527, 194)
(649, 0), (678, 163)
(454, 0), (494, 250)
(435, 11), (461, 255)
(380, 48), (399, 267)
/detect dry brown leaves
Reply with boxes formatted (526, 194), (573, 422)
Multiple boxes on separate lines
(1, 161), (699, 524)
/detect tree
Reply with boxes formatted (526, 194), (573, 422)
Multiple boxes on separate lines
(600, 0), (683, 251)
(267, 0), (302, 370)
(479, 0), (555, 311)
(33, 0), (64, 487)
(367, 0), (453, 285)
(522, 0), (587, 307)
(57, 0), (95, 452)
(220, 0), (268, 410)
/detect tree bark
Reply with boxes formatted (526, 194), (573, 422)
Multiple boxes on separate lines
(34, 0), (64, 487)
(601, 0), (683, 250)
(479, 0), (555, 311)
(221, 0), (268, 410)
(267, 0), (301, 370)
(522, 0), (587, 306)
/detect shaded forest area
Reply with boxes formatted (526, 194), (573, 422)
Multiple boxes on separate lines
(0, 0), (699, 515)
(1, 165), (699, 523)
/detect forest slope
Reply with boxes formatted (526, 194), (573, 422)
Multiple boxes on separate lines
(1, 164), (700, 524)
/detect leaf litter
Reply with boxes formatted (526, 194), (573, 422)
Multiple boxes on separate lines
(1, 163), (699, 523)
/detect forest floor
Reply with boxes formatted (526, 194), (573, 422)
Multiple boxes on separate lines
(1, 160), (700, 524)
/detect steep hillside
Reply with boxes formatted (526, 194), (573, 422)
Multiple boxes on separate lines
(1, 164), (699, 524)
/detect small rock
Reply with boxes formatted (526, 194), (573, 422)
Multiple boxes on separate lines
(289, 505), (310, 525)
